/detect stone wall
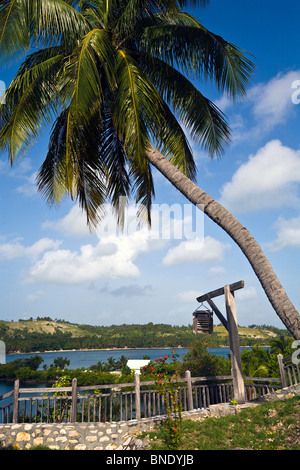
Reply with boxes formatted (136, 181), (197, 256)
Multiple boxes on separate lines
(1, 384), (299, 450)
(0, 410), (208, 450)
(256, 383), (300, 403)
(0, 419), (154, 450)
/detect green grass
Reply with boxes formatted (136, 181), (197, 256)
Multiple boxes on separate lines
(143, 396), (300, 450)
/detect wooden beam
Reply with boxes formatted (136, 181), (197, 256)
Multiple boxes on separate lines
(206, 299), (228, 331)
(196, 280), (244, 303)
(224, 285), (245, 404)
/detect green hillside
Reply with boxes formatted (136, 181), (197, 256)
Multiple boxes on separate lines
(0, 317), (289, 353)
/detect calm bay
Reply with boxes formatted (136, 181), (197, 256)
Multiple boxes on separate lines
(0, 346), (243, 397)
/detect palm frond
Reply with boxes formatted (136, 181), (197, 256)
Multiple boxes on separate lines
(37, 108), (108, 227)
(113, 50), (154, 166)
(36, 109), (69, 205)
(138, 53), (230, 158)
(130, 159), (155, 226)
(0, 0), (31, 64)
(0, 0), (89, 65)
(31, 0), (89, 47)
(177, 0), (209, 6)
(98, 101), (131, 209)
(148, 98), (196, 180)
(62, 28), (116, 187)
(142, 15), (254, 98)
(0, 51), (63, 161)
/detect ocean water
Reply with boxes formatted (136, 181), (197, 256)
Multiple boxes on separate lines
(0, 346), (241, 397)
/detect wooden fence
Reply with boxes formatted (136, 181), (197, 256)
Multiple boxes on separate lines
(278, 353), (300, 388)
(0, 369), (283, 425)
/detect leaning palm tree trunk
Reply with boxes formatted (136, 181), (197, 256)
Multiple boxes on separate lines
(146, 146), (300, 340)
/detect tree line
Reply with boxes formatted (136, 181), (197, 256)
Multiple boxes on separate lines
(0, 334), (294, 387)
(0, 320), (285, 353)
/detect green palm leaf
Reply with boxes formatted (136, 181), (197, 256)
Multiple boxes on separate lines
(0, 0), (89, 64)
(0, 51), (63, 161)
(1, 0), (255, 228)
(142, 14), (254, 98)
(0, 0), (31, 63)
(138, 52), (230, 157)
(114, 50), (154, 164)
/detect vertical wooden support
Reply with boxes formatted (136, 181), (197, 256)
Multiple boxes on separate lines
(71, 377), (78, 423)
(134, 373), (141, 420)
(185, 370), (193, 411)
(224, 285), (245, 404)
(12, 379), (20, 424)
(277, 354), (287, 388)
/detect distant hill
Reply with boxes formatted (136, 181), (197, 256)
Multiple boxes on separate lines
(0, 317), (289, 353)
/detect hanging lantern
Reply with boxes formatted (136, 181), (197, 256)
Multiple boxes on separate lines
(193, 308), (213, 334)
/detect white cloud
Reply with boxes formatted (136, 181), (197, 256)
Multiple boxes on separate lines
(216, 70), (300, 144)
(176, 290), (201, 303)
(26, 290), (44, 303)
(214, 94), (233, 113)
(267, 215), (300, 251)
(30, 202), (206, 285)
(163, 236), (230, 266)
(220, 140), (300, 213)
(0, 238), (62, 261)
(235, 286), (257, 301)
(248, 70), (300, 128)
(208, 266), (226, 277)
(27, 225), (166, 285)
(27, 239), (134, 284)
(16, 172), (38, 197)
(110, 284), (154, 297)
(42, 206), (91, 238)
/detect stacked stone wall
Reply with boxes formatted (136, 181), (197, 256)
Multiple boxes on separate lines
(1, 384), (299, 450)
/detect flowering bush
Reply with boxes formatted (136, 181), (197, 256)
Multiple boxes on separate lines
(179, 339), (231, 377)
(153, 352), (183, 450)
(142, 352), (179, 378)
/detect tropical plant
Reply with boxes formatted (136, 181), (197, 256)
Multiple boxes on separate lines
(179, 338), (231, 377)
(269, 334), (294, 357)
(0, 0), (299, 338)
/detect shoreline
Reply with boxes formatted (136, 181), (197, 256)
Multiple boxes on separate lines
(6, 346), (188, 355)
(6, 345), (258, 356)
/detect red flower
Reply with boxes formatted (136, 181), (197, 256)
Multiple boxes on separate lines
(164, 356), (168, 360)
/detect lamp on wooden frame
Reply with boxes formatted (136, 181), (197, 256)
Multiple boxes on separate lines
(192, 306), (213, 334)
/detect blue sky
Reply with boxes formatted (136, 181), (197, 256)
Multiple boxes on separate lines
(0, 0), (300, 329)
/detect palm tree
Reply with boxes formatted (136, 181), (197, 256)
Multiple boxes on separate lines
(269, 335), (294, 357)
(0, 0), (299, 339)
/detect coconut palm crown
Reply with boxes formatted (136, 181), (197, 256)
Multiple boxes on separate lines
(2, 1), (300, 339)
(0, 0), (253, 226)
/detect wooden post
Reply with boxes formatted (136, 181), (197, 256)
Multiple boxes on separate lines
(134, 373), (141, 420)
(277, 354), (287, 388)
(71, 378), (78, 423)
(185, 370), (193, 411)
(207, 299), (228, 331)
(12, 379), (20, 424)
(224, 285), (245, 404)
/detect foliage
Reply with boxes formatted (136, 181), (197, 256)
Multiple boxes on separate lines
(0, 319), (284, 353)
(154, 352), (183, 450)
(0, 0), (254, 229)
(241, 336), (295, 379)
(52, 357), (70, 369)
(179, 339), (231, 377)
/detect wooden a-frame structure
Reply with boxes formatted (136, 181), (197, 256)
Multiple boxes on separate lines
(196, 280), (246, 404)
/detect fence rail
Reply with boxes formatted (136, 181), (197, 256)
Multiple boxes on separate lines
(0, 368), (285, 424)
(277, 353), (300, 388)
